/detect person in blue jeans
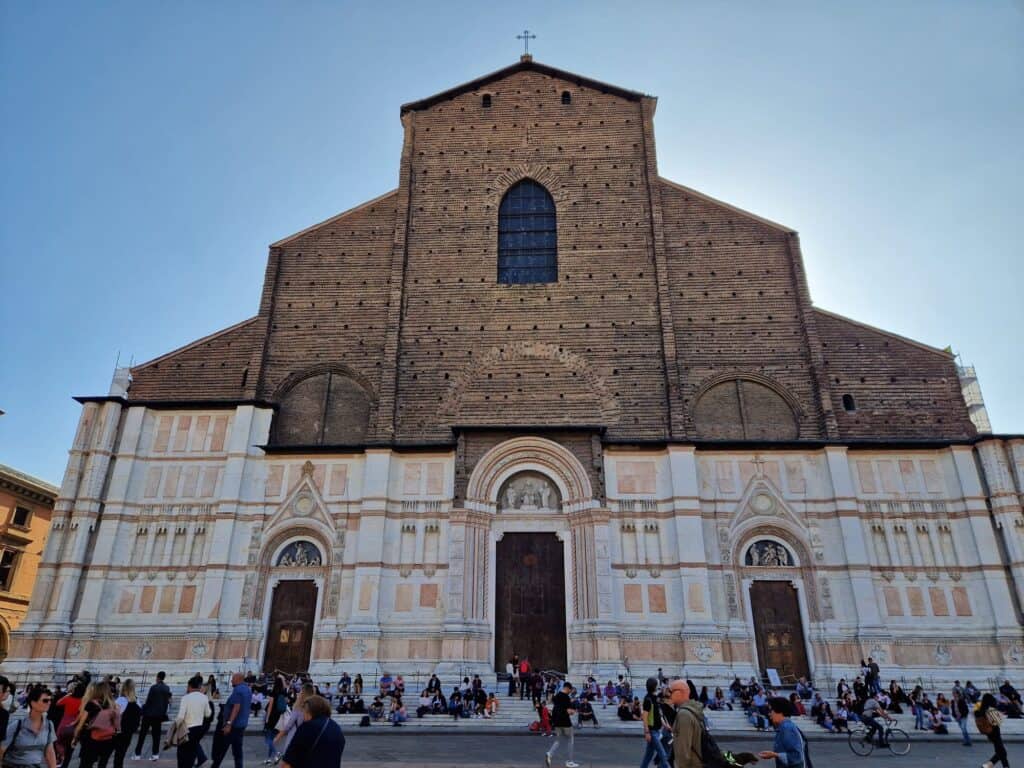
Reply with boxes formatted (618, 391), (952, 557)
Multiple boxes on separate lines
(211, 673), (252, 768)
(639, 678), (669, 768)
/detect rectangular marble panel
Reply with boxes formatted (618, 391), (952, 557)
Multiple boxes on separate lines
(162, 466), (181, 498)
(785, 460), (806, 494)
(118, 589), (135, 613)
(877, 461), (899, 493)
(906, 586), (926, 616)
(899, 460), (920, 494)
(715, 461), (735, 493)
(624, 584), (643, 613)
(687, 582), (705, 612)
(173, 416), (191, 452)
(210, 416), (228, 452)
(952, 586), (972, 616)
(140, 586), (156, 613)
(648, 584), (667, 613)
(883, 586), (903, 616)
(159, 586), (176, 613)
(199, 468), (219, 498)
(265, 465), (285, 498)
(181, 466), (200, 498)
(404, 464), (422, 495)
(618, 461), (656, 494)
(192, 415), (210, 452)
(921, 460), (942, 493)
(358, 580), (373, 611)
(329, 465), (348, 496)
(153, 416), (171, 453)
(179, 585), (197, 614)
(929, 587), (949, 616)
(395, 584), (413, 612)
(420, 583), (439, 608)
(856, 460), (876, 493)
(426, 462), (444, 495)
(144, 467), (162, 499)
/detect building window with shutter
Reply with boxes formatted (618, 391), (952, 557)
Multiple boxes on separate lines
(497, 179), (558, 285)
(0, 550), (18, 591)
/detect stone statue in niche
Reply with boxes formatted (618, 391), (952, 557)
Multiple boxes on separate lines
(277, 540), (322, 567)
(498, 471), (561, 511)
(745, 540), (794, 567)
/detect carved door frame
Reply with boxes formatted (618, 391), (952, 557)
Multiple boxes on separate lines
(741, 576), (815, 679)
(488, 517), (575, 673)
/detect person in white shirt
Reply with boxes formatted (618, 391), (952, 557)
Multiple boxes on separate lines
(172, 676), (211, 768)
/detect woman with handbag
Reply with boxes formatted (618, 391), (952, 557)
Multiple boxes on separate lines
(977, 693), (1010, 768)
(0, 686), (58, 768)
(73, 682), (119, 768)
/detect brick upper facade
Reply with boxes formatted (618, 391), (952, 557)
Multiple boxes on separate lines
(127, 58), (975, 445)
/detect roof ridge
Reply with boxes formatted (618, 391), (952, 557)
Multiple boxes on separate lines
(658, 176), (795, 234)
(813, 306), (953, 358)
(400, 58), (650, 114)
(270, 189), (399, 248)
(130, 316), (260, 373)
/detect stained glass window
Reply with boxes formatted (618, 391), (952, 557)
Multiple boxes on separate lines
(498, 179), (557, 284)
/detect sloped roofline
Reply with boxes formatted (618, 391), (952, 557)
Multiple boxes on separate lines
(813, 307), (954, 359)
(130, 316), (259, 373)
(400, 57), (650, 114)
(659, 177), (796, 234)
(270, 189), (399, 248)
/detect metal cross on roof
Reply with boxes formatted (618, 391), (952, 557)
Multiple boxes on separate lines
(516, 29), (536, 55)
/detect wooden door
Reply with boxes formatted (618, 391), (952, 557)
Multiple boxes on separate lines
(263, 580), (317, 674)
(750, 580), (809, 682)
(495, 533), (567, 673)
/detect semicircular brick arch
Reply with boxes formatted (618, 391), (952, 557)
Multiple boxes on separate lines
(466, 435), (596, 513)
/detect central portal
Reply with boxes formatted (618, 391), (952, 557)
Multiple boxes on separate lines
(494, 532), (568, 673)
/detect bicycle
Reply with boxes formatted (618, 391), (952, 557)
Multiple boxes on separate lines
(848, 718), (911, 756)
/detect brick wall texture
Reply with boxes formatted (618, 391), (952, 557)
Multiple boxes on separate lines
(127, 59), (976, 445)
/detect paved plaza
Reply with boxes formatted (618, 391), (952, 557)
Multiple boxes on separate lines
(130, 730), (1023, 768)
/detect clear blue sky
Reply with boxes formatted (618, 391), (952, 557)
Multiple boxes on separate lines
(2, 1), (1021, 485)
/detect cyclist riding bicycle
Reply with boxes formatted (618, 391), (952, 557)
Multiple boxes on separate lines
(861, 693), (890, 747)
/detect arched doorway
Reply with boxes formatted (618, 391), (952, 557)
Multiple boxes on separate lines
(494, 532), (567, 672)
(264, 580), (318, 674)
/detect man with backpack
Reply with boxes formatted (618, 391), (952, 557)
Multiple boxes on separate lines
(640, 677), (670, 768)
(669, 681), (758, 768)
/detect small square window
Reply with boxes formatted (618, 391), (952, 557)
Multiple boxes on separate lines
(0, 550), (17, 591)
(482, 94), (492, 108)
(12, 507), (30, 528)
(561, 91), (571, 105)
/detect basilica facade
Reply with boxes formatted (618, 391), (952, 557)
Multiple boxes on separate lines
(10, 57), (1024, 684)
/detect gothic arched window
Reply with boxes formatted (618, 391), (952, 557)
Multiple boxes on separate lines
(498, 179), (557, 284)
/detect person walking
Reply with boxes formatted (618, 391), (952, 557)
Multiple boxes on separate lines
(133, 672), (172, 761)
(56, 682), (86, 768)
(0, 686), (58, 768)
(543, 681), (578, 768)
(74, 680), (120, 768)
(758, 697), (807, 768)
(263, 678), (288, 764)
(952, 689), (972, 747)
(639, 677), (669, 768)
(171, 676), (211, 768)
(273, 684), (314, 762)
(978, 693), (1009, 768)
(668, 679), (704, 768)
(280, 696), (344, 768)
(210, 674), (251, 768)
(112, 680), (141, 768)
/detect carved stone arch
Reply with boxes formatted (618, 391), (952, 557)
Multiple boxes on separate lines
(731, 522), (812, 570)
(252, 525), (332, 621)
(486, 166), (568, 207)
(466, 436), (596, 513)
(690, 371), (803, 440)
(438, 341), (621, 426)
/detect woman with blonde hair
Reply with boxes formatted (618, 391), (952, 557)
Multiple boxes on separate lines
(74, 680), (119, 768)
(272, 684), (315, 764)
(112, 680), (141, 768)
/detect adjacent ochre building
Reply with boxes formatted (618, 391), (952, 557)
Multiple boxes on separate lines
(8, 58), (1024, 684)
(0, 464), (57, 659)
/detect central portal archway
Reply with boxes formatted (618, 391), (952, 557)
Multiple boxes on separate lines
(494, 532), (567, 673)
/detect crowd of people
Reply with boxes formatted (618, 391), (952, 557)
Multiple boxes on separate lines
(0, 662), (1020, 768)
(0, 670), (345, 768)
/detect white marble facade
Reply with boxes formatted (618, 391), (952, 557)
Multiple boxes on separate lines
(8, 394), (1024, 685)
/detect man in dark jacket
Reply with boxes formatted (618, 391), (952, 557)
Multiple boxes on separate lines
(134, 671), (172, 760)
